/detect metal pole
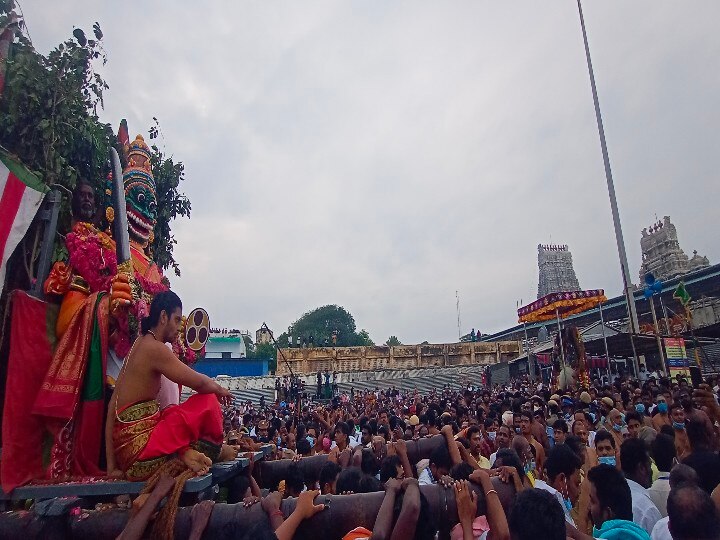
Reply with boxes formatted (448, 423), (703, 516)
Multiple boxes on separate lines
(524, 322), (536, 381)
(598, 302), (611, 381)
(556, 307), (566, 369)
(649, 296), (668, 376)
(659, 296), (671, 335)
(456, 291), (462, 341)
(576, 0), (640, 377)
(29, 189), (62, 299)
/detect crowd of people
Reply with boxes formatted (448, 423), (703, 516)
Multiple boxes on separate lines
(222, 369), (720, 539)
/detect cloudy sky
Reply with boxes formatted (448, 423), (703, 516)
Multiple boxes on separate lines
(26, 2), (719, 344)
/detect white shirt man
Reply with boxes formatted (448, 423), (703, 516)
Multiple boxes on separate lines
(627, 478), (663, 534)
(534, 479), (576, 527)
(647, 472), (671, 517)
(650, 517), (672, 540)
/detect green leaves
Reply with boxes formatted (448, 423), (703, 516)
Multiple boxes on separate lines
(0, 8), (189, 282)
(72, 28), (86, 46)
(148, 142), (191, 276)
(277, 305), (374, 348)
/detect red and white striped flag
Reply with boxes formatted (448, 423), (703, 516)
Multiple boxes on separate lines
(0, 153), (47, 292)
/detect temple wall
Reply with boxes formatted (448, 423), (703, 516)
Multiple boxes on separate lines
(274, 341), (519, 376)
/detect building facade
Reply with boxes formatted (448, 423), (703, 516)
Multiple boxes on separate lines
(256, 326), (273, 345)
(274, 341), (519, 376)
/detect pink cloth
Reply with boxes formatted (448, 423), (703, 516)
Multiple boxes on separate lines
(450, 515), (490, 540)
(156, 374), (180, 409)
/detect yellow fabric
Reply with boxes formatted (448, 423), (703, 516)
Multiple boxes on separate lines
(518, 294), (607, 323)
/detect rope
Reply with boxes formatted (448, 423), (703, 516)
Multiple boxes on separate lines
(139, 458), (195, 540)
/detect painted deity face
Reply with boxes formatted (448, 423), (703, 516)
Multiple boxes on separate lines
(122, 135), (157, 245)
(125, 180), (157, 243)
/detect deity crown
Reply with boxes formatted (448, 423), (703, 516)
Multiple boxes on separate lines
(123, 135), (156, 191)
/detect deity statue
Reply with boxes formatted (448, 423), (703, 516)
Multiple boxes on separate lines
(34, 128), (170, 479)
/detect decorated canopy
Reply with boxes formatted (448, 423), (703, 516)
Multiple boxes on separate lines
(517, 289), (607, 323)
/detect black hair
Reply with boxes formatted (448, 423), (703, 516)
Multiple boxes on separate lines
(587, 464), (633, 522)
(667, 485), (720, 540)
(484, 418), (495, 429)
(493, 448), (524, 480)
(284, 463), (305, 496)
(651, 433), (676, 472)
(545, 444), (582, 483)
(319, 461), (342, 490)
(624, 411), (643, 425)
(686, 419), (712, 451)
(358, 474), (384, 493)
(456, 436), (471, 450)
(467, 425), (481, 439)
(336, 467), (363, 494)
(594, 430), (615, 449)
(296, 438), (311, 456)
(564, 435), (584, 460)
(360, 448), (378, 476)
(141, 290), (182, 334)
(429, 443), (452, 471)
(552, 419), (568, 433)
(335, 421), (350, 437)
(620, 438), (650, 478)
(379, 455), (402, 483)
(508, 489), (566, 540)
(449, 462), (474, 481)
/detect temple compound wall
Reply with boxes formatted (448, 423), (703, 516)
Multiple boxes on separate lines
(274, 341), (520, 376)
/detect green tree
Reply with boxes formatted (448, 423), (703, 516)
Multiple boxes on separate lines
(385, 335), (402, 346)
(277, 305), (373, 348)
(0, 9), (191, 284)
(357, 329), (374, 346)
(149, 144), (191, 276)
(256, 342), (277, 372)
(242, 334), (255, 358)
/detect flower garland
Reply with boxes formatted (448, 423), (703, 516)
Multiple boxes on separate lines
(65, 222), (170, 358)
(66, 223), (116, 293)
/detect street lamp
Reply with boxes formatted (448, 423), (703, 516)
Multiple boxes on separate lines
(576, 0), (640, 376)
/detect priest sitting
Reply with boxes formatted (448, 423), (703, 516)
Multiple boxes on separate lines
(106, 291), (234, 480)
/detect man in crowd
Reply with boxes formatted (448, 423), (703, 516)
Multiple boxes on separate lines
(584, 464), (651, 539)
(648, 433), (675, 517)
(490, 424), (512, 467)
(519, 410), (545, 473)
(621, 438), (662, 534)
(534, 444), (582, 526)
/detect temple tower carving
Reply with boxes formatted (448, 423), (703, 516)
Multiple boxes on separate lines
(639, 216), (709, 282)
(537, 244), (581, 299)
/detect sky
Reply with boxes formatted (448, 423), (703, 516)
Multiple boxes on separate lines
(25, 1), (720, 345)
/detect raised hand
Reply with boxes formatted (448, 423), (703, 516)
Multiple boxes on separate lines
(110, 273), (132, 313)
(295, 490), (326, 519)
(454, 480), (478, 525)
(385, 477), (402, 495)
(261, 491), (283, 514)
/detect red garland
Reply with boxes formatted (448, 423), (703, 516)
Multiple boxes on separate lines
(66, 227), (117, 292)
(66, 224), (170, 358)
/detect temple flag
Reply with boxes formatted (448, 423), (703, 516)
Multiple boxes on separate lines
(673, 282), (691, 306)
(0, 152), (47, 292)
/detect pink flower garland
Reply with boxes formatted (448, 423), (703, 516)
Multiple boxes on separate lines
(66, 224), (170, 358)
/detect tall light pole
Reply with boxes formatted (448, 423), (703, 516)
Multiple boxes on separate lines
(576, 0), (640, 376)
